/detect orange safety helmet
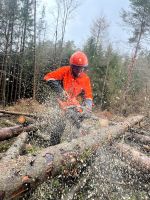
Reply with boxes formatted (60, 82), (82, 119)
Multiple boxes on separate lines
(69, 51), (88, 67)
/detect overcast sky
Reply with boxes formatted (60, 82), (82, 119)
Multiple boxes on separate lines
(40, 0), (131, 53)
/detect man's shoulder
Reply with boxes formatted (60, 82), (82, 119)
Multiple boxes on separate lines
(59, 65), (71, 71)
(56, 65), (71, 75)
(80, 72), (90, 80)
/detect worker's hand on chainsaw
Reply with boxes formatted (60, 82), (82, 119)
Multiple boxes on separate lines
(80, 98), (93, 118)
(84, 99), (93, 110)
(80, 106), (92, 119)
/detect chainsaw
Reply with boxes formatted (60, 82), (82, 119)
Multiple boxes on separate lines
(57, 91), (91, 128)
(57, 96), (83, 112)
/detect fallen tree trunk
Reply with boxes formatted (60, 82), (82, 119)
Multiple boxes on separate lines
(125, 132), (150, 145)
(113, 142), (150, 173)
(0, 114), (10, 118)
(0, 115), (144, 199)
(130, 128), (150, 135)
(0, 110), (36, 118)
(0, 125), (36, 141)
(0, 153), (5, 160)
(1, 120), (16, 126)
(1, 132), (28, 161)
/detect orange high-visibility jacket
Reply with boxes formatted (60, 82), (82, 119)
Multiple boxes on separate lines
(44, 66), (93, 100)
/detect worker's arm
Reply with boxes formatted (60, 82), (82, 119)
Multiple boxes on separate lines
(43, 66), (67, 94)
(44, 66), (67, 81)
(46, 80), (63, 93)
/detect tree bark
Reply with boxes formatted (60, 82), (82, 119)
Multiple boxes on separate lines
(125, 132), (150, 145)
(0, 115), (144, 199)
(1, 132), (28, 161)
(113, 142), (150, 173)
(0, 110), (36, 117)
(33, 0), (37, 100)
(0, 119), (16, 126)
(0, 125), (36, 141)
(0, 153), (5, 160)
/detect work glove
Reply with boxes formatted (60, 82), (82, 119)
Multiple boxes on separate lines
(79, 99), (93, 119)
(80, 106), (92, 119)
(84, 99), (93, 110)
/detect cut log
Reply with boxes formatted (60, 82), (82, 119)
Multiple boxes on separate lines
(0, 120), (16, 127)
(125, 132), (150, 145)
(0, 125), (36, 141)
(17, 116), (35, 125)
(0, 110), (36, 118)
(1, 132), (28, 161)
(0, 115), (144, 199)
(113, 142), (150, 173)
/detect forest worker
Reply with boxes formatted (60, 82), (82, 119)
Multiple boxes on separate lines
(43, 51), (93, 112)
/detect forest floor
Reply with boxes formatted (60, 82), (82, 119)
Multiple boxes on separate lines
(0, 99), (150, 200)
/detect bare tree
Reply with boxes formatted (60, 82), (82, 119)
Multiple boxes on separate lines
(0, 0), (20, 106)
(121, 0), (150, 110)
(35, 5), (46, 93)
(90, 16), (109, 108)
(53, 0), (61, 64)
(100, 45), (112, 108)
(51, 0), (80, 66)
(18, 0), (30, 99)
(91, 16), (109, 52)
(33, 0), (37, 99)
